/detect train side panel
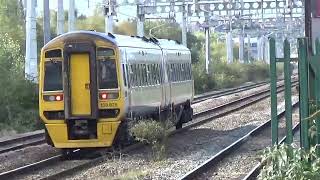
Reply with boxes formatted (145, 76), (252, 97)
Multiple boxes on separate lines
(125, 47), (162, 117)
(165, 49), (193, 106)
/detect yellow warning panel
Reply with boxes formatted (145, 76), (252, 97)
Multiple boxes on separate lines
(70, 54), (91, 115)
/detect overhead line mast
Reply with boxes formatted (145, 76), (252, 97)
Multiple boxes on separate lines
(57, 0), (64, 35)
(104, 0), (116, 33)
(43, 0), (50, 44)
(25, 0), (37, 82)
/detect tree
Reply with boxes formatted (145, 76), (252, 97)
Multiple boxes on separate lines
(0, 0), (25, 51)
(114, 20), (137, 35)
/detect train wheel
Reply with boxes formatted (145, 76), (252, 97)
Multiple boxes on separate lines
(60, 149), (73, 160)
(175, 121), (182, 129)
(44, 128), (53, 146)
(113, 119), (132, 148)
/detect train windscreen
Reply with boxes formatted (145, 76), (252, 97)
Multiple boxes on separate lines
(98, 59), (118, 89)
(44, 61), (63, 91)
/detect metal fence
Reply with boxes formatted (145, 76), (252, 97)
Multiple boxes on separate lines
(269, 37), (320, 154)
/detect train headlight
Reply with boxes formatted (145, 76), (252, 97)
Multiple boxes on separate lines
(43, 94), (64, 101)
(101, 93), (108, 99)
(49, 96), (55, 101)
(55, 95), (63, 101)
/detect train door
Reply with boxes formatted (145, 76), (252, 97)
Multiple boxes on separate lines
(63, 42), (98, 121)
(120, 48), (131, 115)
(124, 48), (135, 117)
(161, 50), (171, 107)
(70, 54), (91, 115)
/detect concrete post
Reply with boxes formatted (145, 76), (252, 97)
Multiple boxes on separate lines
(264, 36), (270, 64)
(226, 32), (233, 63)
(258, 36), (265, 61)
(312, 18), (320, 52)
(25, 0), (37, 81)
(136, 1), (145, 37)
(247, 35), (251, 63)
(205, 27), (210, 74)
(105, 15), (114, 33)
(43, 0), (50, 44)
(68, 0), (75, 31)
(57, 0), (64, 35)
(137, 18), (144, 37)
(239, 34), (244, 63)
(181, 0), (187, 46)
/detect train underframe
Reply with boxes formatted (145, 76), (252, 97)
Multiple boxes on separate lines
(44, 100), (193, 150)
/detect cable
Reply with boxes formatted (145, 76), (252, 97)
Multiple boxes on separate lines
(117, 11), (137, 19)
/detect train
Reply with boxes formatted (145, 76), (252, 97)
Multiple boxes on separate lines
(39, 31), (194, 152)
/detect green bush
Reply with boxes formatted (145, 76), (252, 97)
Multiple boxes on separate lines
(130, 120), (169, 161)
(259, 144), (320, 179)
(193, 61), (270, 94)
(0, 33), (39, 133)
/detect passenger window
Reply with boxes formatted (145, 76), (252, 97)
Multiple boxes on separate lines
(180, 64), (183, 81)
(150, 64), (155, 85)
(183, 64), (188, 80)
(133, 64), (138, 87)
(159, 64), (163, 84)
(98, 59), (118, 89)
(188, 64), (191, 80)
(171, 64), (174, 82)
(140, 64), (145, 86)
(147, 64), (152, 85)
(156, 64), (160, 84)
(174, 64), (178, 82)
(186, 64), (189, 80)
(178, 64), (181, 81)
(122, 64), (127, 86)
(140, 64), (144, 86)
(181, 64), (185, 81)
(166, 64), (170, 82)
(136, 64), (140, 87)
(143, 64), (147, 86)
(125, 64), (130, 87)
(130, 64), (135, 87)
(189, 64), (193, 80)
(154, 64), (159, 85)
(44, 61), (63, 91)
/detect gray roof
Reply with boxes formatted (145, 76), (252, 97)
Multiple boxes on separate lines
(44, 31), (189, 52)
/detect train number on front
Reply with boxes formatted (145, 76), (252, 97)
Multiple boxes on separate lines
(100, 102), (118, 107)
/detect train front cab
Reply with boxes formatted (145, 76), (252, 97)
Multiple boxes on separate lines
(39, 35), (125, 149)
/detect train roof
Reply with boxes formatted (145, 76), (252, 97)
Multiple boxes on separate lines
(43, 31), (189, 52)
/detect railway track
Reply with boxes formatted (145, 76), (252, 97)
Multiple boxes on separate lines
(179, 102), (300, 180)
(242, 122), (300, 180)
(0, 130), (45, 154)
(192, 81), (270, 103)
(0, 80), (298, 180)
(0, 80), (280, 156)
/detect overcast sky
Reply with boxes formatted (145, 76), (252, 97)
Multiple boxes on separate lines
(35, 0), (137, 21)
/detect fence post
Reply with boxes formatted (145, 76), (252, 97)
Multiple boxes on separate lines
(298, 38), (310, 150)
(270, 38), (278, 145)
(283, 39), (293, 144)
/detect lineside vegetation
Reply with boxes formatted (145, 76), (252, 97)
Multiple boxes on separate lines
(259, 107), (320, 179)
